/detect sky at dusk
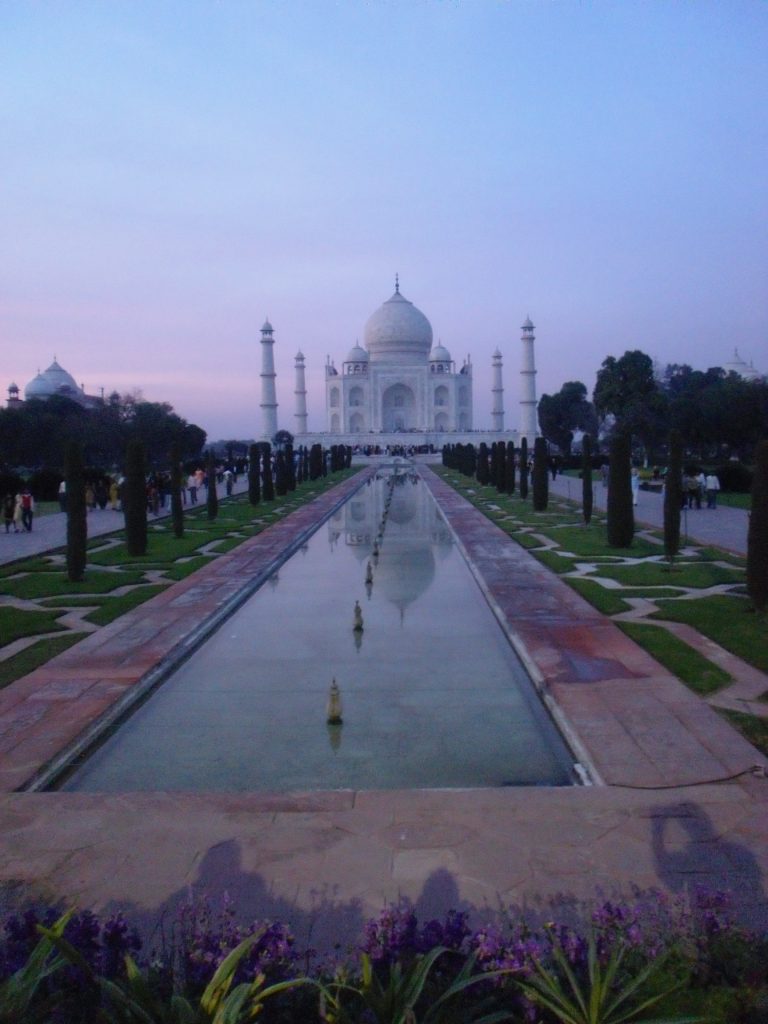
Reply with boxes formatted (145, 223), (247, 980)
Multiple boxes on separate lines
(2, 1), (766, 441)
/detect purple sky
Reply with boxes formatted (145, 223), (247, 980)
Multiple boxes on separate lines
(2, 2), (766, 441)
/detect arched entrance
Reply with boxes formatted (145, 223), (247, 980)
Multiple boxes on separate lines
(382, 383), (416, 432)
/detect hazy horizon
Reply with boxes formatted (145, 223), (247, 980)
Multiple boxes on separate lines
(3, 1), (766, 440)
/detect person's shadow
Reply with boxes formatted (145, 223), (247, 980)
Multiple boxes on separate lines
(651, 801), (766, 927)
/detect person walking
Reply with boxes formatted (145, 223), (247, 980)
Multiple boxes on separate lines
(3, 493), (17, 533)
(187, 473), (198, 504)
(19, 488), (34, 531)
(13, 494), (24, 533)
(631, 467), (640, 506)
(705, 472), (721, 509)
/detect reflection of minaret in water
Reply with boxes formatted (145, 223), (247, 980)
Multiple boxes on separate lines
(294, 350), (308, 434)
(491, 348), (504, 431)
(520, 317), (537, 442)
(259, 318), (278, 441)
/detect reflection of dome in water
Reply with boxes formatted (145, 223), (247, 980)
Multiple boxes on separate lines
(387, 485), (417, 526)
(376, 543), (435, 614)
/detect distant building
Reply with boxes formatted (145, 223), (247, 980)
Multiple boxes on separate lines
(723, 348), (762, 381)
(6, 358), (103, 409)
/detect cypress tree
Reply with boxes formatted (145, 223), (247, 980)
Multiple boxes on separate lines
(747, 439), (768, 611)
(123, 440), (148, 556)
(262, 443), (275, 500)
(285, 444), (296, 491)
(170, 441), (184, 539)
(532, 436), (549, 511)
(309, 443), (322, 480)
(206, 450), (218, 521)
(65, 440), (87, 582)
(607, 430), (634, 547)
(476, 443), (490, 485)
(506, 441), (516, 494)
(274, 451), (288, 496)
(248, 444), (261, 505)
(495, 443), (506, 494)
(465, 443), (477, 478)
(663, 430), (683, 566)
(519, 438), (529, 500)
(582, 433), (594, 526)
(488, 443), (498, 487)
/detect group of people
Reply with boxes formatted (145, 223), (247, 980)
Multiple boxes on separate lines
(598, 464), (722, 510)
(683, 471), (721, 510)
(2, 489), (35, 533)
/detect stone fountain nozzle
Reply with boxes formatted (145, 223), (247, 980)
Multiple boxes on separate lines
(327, 679), (343, 724)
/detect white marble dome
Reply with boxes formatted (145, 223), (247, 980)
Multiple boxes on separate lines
(25, 359), (83, 401)
(345, 341), (369, 363)
(364, 285), (433, 364)
(430, 342), (451, 363)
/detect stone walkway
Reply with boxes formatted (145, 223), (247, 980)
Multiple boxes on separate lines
(0, 461), (766, 950)
(535, 475), (766, 719)
(548, 473), (749, 556)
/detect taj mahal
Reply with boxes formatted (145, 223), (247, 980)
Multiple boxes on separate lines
(259, 277), (540, 448)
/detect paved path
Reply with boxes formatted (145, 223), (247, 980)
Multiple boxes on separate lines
(0, 462), (766, 950)
(0, 477), (251, 568)
(549, 474), (748, 556)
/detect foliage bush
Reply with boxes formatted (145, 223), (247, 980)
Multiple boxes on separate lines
(519, 437), (529, 500)
(664, 430), (683, 566)
(581, 433), (593, 525)
(3, 887), (764, 1023)
(64, 442), (87, 583)
(747, 440), (768, 611)
(606, 431), (634, 548)
(532, 436), (549, 511)
(248, 444), (261, 505)
(714, 461), (753, 493)
(25, 467), (63, 501)
(122, 441), (147, 557)
(206, 450), (218, 521)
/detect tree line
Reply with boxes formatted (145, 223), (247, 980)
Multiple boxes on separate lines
(0, 391), (207, 475)
(539, 350), (768, 461)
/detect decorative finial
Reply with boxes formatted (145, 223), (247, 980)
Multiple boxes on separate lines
(326, 679), (343, 725)
(395, 273), (399, 294)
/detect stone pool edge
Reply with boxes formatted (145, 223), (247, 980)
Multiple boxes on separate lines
(0, 469), (375, 793)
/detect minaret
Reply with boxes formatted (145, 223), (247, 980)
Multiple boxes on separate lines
(294, 350), (308, 435)
(259, 318), (279, 441)
(491, 349), (504, 431)
(520, 317), (537, 441)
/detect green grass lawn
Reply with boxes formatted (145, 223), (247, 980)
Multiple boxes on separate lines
(617, 621), (732, 694)
(0, 606), (68, 641)
(564, 578), (684, 616)
(0, 569), (147, 600)
(0, 634), (86, 689)
(84, 584), (170, 626)
(651, 596), (768, 673)
(715, 708), (768, 757)
(591, 560), (744, 589)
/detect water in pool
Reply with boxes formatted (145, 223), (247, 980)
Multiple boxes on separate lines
(61, 465), (575, 791)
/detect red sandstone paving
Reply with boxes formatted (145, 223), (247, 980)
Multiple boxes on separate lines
(0, 462), (766, 941)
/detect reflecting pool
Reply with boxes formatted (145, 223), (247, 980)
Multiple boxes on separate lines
(61, 465), (575, 791)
